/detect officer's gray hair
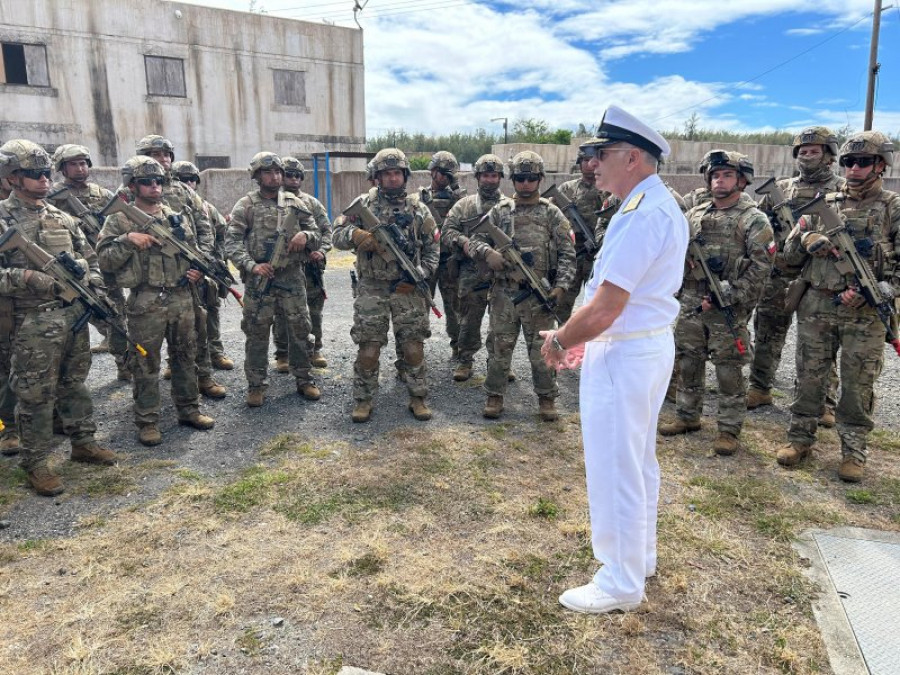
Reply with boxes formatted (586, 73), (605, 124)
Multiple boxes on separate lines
(639, 149), (659, 172)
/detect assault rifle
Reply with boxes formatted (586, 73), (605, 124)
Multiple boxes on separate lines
(343, 196), (442, 318)
(103, 191), (244, 306)
(47, 186), (104, 242)
(470, 213), (561, 322)
(305, 258), (327, 299)
(248, 189), (291, 300)
(0, 219), (147, 357)
(687, 236), (747, 355)
(754, 177), (799, 234)
(799, 194), (900, 357)
(542, 183), (599, 255)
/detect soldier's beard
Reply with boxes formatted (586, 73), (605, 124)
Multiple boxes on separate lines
(478, 185), (499, 200)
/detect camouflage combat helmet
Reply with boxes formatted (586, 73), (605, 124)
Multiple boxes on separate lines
(0, 139), (52, 178)
(474, 153), (505, 177)
(792, 126), (839, 158)
(705, 150), (754, 184)
(509, 150), (545, 177)
(248, 152), (284, 178)
(136, 135), (175, 160)
(171, 160), (201, 182)
(428, 151), (459, 177)
(122, 156), (166, 184)
(282, 156), (305, 179)
(52, 144), (92, 172)
(840, 131), (894, 167)
(698, 149), (723, 176)
(371, 148), (410, 179)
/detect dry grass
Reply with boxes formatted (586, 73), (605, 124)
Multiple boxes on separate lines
(1, 415), (898, 674)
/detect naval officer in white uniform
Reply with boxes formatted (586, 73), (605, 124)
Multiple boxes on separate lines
(541, 105), (688, 613)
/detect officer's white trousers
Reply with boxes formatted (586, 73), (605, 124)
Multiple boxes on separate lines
(580, 329), (674, 602)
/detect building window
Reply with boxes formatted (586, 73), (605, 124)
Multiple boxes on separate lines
(0, 43), (50, 87)
(196, 156), (231, 171)
(145, 56), (186, 98)
(273, 69), (306, 107)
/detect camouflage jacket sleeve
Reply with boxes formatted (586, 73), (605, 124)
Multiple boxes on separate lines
(886, 192), (900, 294)
(65, 211), (103, 288)
(304, 195), (332, 253)
(415, 202), (440, 277)
(733, 209), (776, 307)
(548, 203), (577, 291)
(96, 212), (138, 274)
(224, 196), (255, 274)
(188, 189), (215, 255)
(332, 213), (355, 251)
(468, 200), (510, 261)
(441, 198), (469, 249)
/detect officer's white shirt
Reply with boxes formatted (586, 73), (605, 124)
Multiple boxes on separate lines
(584, 173), (688, 334)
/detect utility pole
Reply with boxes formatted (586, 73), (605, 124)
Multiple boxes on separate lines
(863, 0), (884, 130)
(491, 117), (508, 144)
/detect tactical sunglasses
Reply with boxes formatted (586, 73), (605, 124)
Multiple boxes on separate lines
(20, 169), (52, 180)
(179, 175), (200, 183)
(839, 155), (878, 168)
(136, 177), (164, 186)
(284, 171), (303, 179)
(513, 173), (541, 183)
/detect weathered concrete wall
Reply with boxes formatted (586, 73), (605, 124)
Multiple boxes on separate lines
(0, 0), (365, 168)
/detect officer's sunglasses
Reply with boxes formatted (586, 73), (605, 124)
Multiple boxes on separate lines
(20, 169), (52, 180)
(513, 173), (541, 183)
(580, 146), (631, 161)
(136, 177), (164, 186)
(284, 171), (303, 179)
(839, 155), (878, 168)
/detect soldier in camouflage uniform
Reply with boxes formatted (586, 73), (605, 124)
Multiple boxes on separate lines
(442, 154), (506, 382)
(333, 148), (439, 423)
(0, 140), (117, 495)
(225, 152), (322, 408)
(552, 151), (609, 324)
(172, 161), (235, 373)
(136, 135), (227, 400)
(682, 151), (716, 211)
(659, 151), (775, 455)
(97, 157), (215, 446)
(274, 156), (331, 369)
(421, 151), (466, 362)
(779, 132), (900, 482)
(469, 151), (576, 421)
(749, 128), (845, 426)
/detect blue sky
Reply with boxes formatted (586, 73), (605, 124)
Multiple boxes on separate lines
(189, 0), (900, 137)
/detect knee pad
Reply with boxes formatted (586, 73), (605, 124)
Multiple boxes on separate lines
(401, 341), (425, 367)
(357, 342), (381, 371)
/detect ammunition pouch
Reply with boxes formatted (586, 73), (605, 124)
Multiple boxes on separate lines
(784, 278), (810, 314)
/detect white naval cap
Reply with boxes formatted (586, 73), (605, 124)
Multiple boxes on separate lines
(580, 105), (671, 160)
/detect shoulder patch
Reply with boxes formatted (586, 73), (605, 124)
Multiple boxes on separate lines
(622, 192), (644, 213)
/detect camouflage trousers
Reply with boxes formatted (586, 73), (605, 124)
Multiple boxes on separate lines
(674, 298), (751, 436)
(484, 285), (557, 398)
(351, 277), (430, 402)
(274, 274), (324, 358)
(242, 285), (312, 390)
(12, 304), (96, 470)
(556, 252), (594, 324)
(0, 334), (16, 440)
(433, 257), (462, 353)
(205, 286), (225, 359)
(89, 282), (128, 364)
(456, 284), (491, 366)
(127, 287), (200, 425)
(788, 290), (884, 460)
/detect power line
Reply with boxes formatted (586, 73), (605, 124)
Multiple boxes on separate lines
(286, 0), (463, 20)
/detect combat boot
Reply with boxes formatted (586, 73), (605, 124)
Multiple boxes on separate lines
(820, 407), (836, 428)
(178, 412), (215, 430)
(71, 442), (118, 466)
(507, 371), (516, 382)
(838, 455), (865, 483)
(539, 396), (558, 422)
(352, 400), (373, 423)
(246, 389), (265, 407)
(746, 388), (773, 410)
(408, 396), (432, 421)
(211, 354), (234, 370)
(658, 419), (701, 436)
(91, 337), (109, 354)
(665, 380), (677, 404)
(0, 434), (20, 456)
(310, 351), (328, 368)
(138, 424), (162, 447)
(27, 464), (63, 497)
(453, 363), (472, 381)
(163, 366), (172, 380)
(713, 432), (740, 456)
(483, 395), (504, 419)
(451, 345), (459, 361)
(275, 358), (290, 374)
(298, 382), (321, 401)
(199, 377), (227, 399)
(777, 442), (811, 467)
(117, 365), (132, 382)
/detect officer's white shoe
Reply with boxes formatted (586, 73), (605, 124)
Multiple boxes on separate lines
(558, 583), (643, 614)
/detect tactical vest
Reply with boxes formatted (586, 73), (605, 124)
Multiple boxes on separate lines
(357, 192), (429, 282)
(559, 179), (603, 250)
(493, 197), (558, 281)
(688, 195), (760, 287)
(239, 191), (310, 263)
(108, 205), (194, 289)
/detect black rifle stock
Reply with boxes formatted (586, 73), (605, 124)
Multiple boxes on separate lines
(687, 238), (747, 355)
(0, 219), (147, 357)
(102, 192), (244, 306)
(799, 194), (900, 357)
(542, 183), (599, 255)
(343, 196), (442, 318)
(48, 186), (104, 241)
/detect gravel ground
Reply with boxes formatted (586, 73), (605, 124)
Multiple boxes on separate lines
(2, 252), (900, 541)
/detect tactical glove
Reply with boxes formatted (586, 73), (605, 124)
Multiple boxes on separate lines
(351, 228), (379, 253)
(800, 232), (832, 257)
(485, 249), (505, 271)
(549, 287), (565, 304)
(25, 270), (60, 296)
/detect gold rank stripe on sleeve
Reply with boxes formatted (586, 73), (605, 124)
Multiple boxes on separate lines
(622, 193), (644, 213)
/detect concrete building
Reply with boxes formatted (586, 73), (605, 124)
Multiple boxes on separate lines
(0, 0), (365, 169)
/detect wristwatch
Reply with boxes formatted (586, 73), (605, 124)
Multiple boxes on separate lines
(551, 333), (566, 352)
